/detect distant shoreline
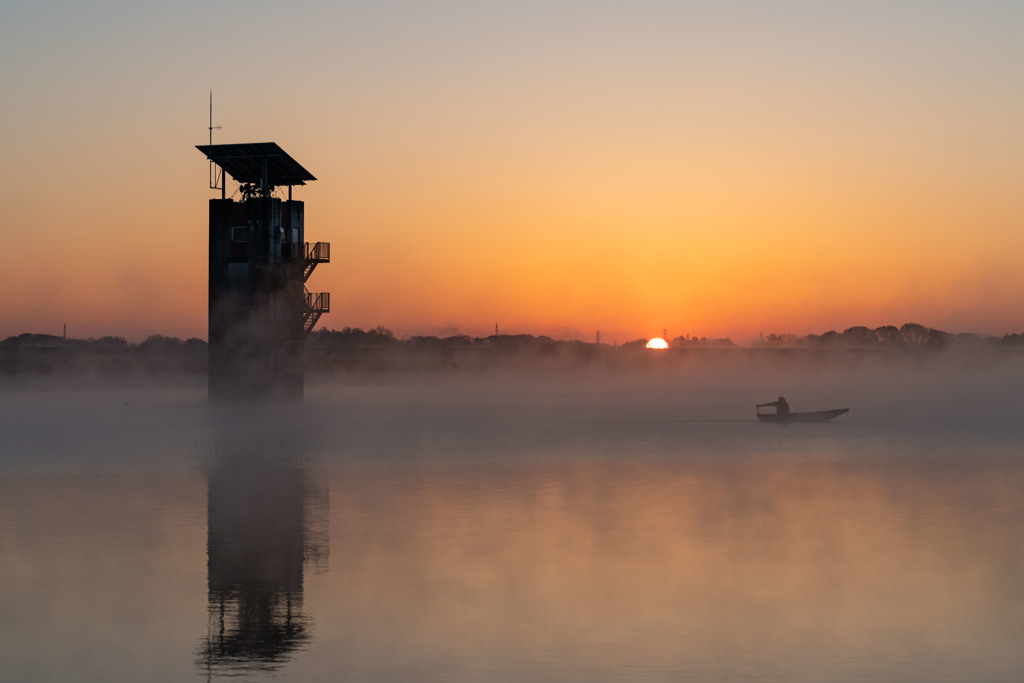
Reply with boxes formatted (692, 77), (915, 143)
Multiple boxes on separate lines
(3, 326), (1023, 383)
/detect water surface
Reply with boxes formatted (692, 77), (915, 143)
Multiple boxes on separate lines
(2, 360), (1024, 682)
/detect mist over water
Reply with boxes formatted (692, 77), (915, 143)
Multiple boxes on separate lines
(2, 352), (1024, 681)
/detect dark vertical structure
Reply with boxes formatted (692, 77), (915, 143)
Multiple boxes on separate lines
(196, 143), (329, 400)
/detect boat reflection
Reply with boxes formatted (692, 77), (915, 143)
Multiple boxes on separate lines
(197, 462), (328, 677)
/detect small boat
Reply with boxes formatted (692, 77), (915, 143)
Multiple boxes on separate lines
(757, 408), (849, 423)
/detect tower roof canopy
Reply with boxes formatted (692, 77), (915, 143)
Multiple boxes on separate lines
(196, 142), (316, 186)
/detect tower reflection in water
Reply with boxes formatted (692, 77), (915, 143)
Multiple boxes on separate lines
(197, 461), (328, 677)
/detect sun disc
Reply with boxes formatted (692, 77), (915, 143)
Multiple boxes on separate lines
(645, 337), (669, 349)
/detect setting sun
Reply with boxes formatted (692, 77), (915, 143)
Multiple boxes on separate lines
(645, 338), (669, 350)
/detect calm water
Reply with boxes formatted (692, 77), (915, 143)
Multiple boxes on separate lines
(3, 360), (1024, 682)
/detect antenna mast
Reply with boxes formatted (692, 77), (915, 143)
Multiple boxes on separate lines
(208, 90), (223, 197)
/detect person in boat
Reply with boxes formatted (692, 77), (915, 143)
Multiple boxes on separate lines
(757, 396), (790, 416)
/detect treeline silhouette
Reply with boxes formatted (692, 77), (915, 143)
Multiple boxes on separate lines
(3, 323), (1023, 378)
(304, 324), (1024, 372)
(0, 333), (207, 377)
(752, 323), (1024, 350)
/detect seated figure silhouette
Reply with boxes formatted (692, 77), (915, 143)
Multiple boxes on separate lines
(757, 396), (790, 416)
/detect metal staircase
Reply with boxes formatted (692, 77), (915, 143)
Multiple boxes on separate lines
(303, 242), (330, 282)
(303, 287), (330, 337)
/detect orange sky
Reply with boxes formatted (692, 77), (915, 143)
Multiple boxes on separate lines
(2, 2), (1023, 343)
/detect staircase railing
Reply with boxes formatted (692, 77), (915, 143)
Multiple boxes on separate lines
(302, 241), (330, 281)
(303, 288), (330, 337)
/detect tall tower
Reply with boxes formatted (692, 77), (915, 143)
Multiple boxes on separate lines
(197, 143), (329, 400)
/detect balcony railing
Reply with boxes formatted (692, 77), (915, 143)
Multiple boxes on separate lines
(304, 290), (330, 314)
(305, 241), (330, 263)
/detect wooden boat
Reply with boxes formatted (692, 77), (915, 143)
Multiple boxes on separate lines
(757, 408), (849, 423)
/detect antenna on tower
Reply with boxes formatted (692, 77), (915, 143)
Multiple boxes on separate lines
(208, 90), (223, 196)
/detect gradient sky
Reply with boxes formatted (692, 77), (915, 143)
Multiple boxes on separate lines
(2, 1), (1023, 343)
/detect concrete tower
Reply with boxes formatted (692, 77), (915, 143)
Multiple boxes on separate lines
(197, 143), (329, 400)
